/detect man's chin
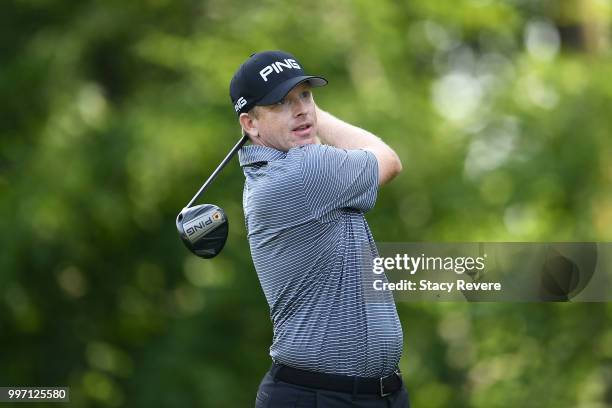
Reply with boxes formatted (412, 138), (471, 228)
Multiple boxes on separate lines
(293, 135), (317, 147)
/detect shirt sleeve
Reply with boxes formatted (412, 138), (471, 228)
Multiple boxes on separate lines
(299, 144), (379, 218)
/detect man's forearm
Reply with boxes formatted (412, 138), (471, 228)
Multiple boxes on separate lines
(316, 107), (382, 149)
(315, 106), (403, 185)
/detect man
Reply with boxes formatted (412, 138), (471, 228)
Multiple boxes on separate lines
(230, 51), (409, 407)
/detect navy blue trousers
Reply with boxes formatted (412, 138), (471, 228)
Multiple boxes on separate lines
(254, 366), (410, 407)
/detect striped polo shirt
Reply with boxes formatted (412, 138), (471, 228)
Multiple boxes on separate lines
(239, 143), (403, 377)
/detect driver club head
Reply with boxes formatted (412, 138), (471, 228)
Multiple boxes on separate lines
(176, 134), (248, 259)
(176, 204), (228, 259)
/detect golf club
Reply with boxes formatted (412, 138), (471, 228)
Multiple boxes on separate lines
(176, 132), (249, 258)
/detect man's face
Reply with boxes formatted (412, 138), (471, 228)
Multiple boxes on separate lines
(243, 83), (318, 152)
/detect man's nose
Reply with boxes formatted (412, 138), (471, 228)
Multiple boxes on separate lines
(292, 98), (307, 116)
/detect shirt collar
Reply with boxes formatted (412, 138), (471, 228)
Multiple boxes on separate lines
(238, 145), (287, 167)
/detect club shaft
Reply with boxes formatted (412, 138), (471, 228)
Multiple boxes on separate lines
(186, 133), (249, 208)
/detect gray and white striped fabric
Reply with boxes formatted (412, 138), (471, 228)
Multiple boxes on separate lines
(239, 143), (403, 377)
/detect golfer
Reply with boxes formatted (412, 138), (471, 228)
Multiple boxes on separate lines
(230, 51), (409, 407)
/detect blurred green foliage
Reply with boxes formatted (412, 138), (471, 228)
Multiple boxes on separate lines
(1, 0), (612, 406)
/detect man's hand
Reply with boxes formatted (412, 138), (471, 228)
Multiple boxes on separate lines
(315, 106), (402, 185)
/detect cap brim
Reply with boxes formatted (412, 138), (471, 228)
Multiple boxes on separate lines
(257, 75), (328, 106)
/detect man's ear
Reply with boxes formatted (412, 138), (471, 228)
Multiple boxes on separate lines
(239, 112), (259, 141)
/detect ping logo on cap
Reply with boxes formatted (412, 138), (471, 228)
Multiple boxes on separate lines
(259, 59), (301, 82)
(230, 51), (327, 115)
(234, 97), (247, 112)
